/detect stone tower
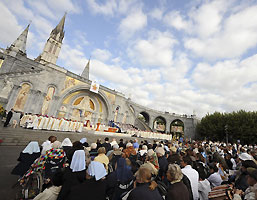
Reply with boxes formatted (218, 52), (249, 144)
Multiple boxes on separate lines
(36, 13), (66, 65)
(81, 59), (90, 80)
(6, 24), (30, 57)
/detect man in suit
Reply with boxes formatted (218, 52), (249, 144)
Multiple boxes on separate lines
(4, 108), (14, 127)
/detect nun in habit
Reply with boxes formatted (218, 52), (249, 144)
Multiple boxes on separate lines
(57, 150), (87, 200)
(11, 141), (41, 177)
(61, 138), (73, 154)
(67, 161), (107, 200)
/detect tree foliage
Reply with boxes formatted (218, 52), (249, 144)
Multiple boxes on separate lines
(196, 110), (257, 144)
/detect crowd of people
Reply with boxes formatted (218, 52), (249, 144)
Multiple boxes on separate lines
(1, 109), (85, 132)
(20, 114), (84, 133)
(112, 121), (173, 140)
(11, 135), (257, 200)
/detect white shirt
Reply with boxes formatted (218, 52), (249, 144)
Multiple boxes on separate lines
(198, 179), (211, 200)
(182, 165), (199, 200)
(207, 172), (222, 187)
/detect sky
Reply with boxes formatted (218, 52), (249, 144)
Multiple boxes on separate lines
(1, 0), (257, 118)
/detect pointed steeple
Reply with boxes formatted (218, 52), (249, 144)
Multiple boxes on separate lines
(81, 59), (90, 80)
(50, 13), (66, 43)
(36, 14), (66, 65)
(6, 24), (30, 56)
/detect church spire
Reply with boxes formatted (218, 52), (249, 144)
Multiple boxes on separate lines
(6, 24), (30, 56)
(50, 12), (66, 42)
(81, 59), (90, 80)
(36, 14), (66, 65)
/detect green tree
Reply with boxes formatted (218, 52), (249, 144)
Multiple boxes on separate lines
(196, 110), (257, 144)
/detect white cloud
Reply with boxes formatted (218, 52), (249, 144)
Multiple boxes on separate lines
(0, 2), (23, 47)
(92, 49), (112, 62)
(90, 59), (142, 87)
(119, 10), (147, 39)
(191, 54), (257, 113)
(45, 0), (81, 14)
(85, 0), (139, 16)
(164, 11), (189, 30)
(149, 8), (164, 20)
(188, 0), (230, 38)
(73, 31), (89, 47)
(172, 0), (257, 60)
(2, 0), (257, 119)
(58, 44), (88, 74)
(86, 0), (117, 16)
(27, 0), (56, 19)
(128, 30), (176, 67)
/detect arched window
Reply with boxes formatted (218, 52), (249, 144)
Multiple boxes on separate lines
(53, 44), (58, 54)
(49, 43), (54, 53)
(13, 83), (31, 111)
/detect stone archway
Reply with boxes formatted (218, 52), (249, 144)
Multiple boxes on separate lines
(170, 119), (184, 138)
(55, 85), (112, 125)
(153, 116), (166, 133)
(138, 111), (150, 125)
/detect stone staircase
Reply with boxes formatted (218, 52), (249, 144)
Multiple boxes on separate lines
(0, 126), (149, 146)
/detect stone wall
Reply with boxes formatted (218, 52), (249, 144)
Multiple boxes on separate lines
(0, 52), (198, 139)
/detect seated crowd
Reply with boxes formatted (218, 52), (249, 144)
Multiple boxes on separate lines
(12, 136), (257, 200)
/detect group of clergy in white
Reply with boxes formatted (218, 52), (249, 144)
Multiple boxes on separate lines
(127, 129), (172, 140)
(20, 114), (83, 133)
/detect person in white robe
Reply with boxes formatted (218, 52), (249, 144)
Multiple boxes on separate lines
(46, 117), (54, 130)
(71, 121), (76, 132)
(49, 117), (56, 130)
(35, 115), (43, 129)
(68, 120), (73, 132)
(77, 122), (83, 133)
(31, 115), (39, 130)
(42, 116), (50, 130)
(27, 115), (36, 129)
(38, 116), (47, 130)
(75, 121), (79, 132)
(25, 116), (33, 129)
(61, 119), (68, 132)
(58, 118), (65, 131)
(52, 118), (60, 131)
(20, 114), (28, 127)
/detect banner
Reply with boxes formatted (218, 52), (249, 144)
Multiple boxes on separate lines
(90, 81), (99, 93)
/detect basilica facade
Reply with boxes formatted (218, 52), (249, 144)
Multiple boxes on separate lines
(0, 15), (198, 138)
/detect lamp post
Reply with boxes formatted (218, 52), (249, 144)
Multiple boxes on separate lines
(225, 124), (228, 144)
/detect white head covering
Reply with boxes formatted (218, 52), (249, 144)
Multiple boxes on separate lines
(91, 143), (97, 149)
(22, 141), (40, 154)
(87, 161), (107, 181)
(142, 145), (148, 150)
(113, 144), (119, 150)
(61, 138), (72, 147)
(155, 147), (165, 156)
(70, 150), (86, 172)
(126, 142), (133, 148)
(111, 140), (118, 147)
(80, 138), (87, 144)
(147, 149), (155, 157)
(41, 141), (52, 155)
(42, 140), (51, 147)
(239, 152), (253, 161)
